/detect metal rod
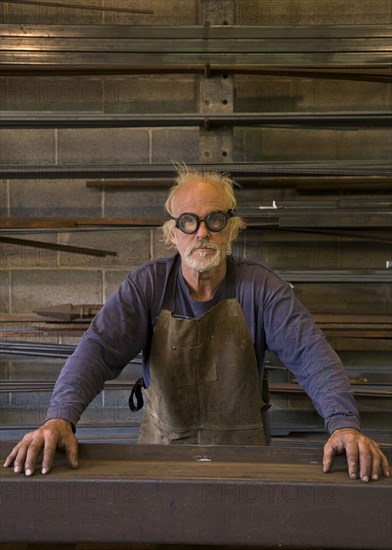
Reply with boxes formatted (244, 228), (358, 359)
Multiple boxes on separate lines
(1, 112), (390, 129)
(0, 236), (117, 257)
(0, 216), (167, 229)
(85, 176), (392, 190)
(2, 161), (391, 180)
(3, 1), (153, 15)
(2, 25), (391, 39)
(0, 64), (389, 82)
(3, 37), (391, 54)
(2, 53), (390, 70)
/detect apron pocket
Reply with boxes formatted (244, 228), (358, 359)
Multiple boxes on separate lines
(170, 338), (218, 388)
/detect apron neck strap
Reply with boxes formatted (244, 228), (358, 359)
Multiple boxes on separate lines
(162, 253), (236, 310)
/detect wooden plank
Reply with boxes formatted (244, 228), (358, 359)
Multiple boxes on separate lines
(2, 25), (392, 40)
(3, 1), (153, 15)
(280, 213), (392, 228)
(312, 313), (392, 323)
(0, 216), (167, 229)
(326, 337), (392, 351)
(3, 37), (390, 54)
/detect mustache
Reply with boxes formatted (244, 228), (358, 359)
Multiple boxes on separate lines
(186, 241), (219, 256)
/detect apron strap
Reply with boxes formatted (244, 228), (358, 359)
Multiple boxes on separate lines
(161, 253), (181, 310)
(225, 255), (236, 299)
(129, 377), (146, 412)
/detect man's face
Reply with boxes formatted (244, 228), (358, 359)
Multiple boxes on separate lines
(169, 179), (233, 273)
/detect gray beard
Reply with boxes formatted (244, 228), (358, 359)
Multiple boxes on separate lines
(184, 242), (228, 273)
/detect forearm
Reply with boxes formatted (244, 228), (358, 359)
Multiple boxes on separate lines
(263, 281), (361, 434)
(291, 332), (361, 434)
(45, 351), (109, 428)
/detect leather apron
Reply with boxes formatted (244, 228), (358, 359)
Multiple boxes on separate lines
(137, 255), (269, 446)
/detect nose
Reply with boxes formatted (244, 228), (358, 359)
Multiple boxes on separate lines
(195, 220), (210, 239)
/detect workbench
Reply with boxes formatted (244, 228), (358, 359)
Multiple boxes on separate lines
(1, 442), (391, 548)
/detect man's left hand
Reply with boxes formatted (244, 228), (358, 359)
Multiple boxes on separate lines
(323, 428), (390, 482)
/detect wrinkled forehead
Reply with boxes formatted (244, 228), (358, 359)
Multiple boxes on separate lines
(171, 179), (228, 216)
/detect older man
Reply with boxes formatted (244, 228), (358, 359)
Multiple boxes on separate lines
(4, 167), (389, 481)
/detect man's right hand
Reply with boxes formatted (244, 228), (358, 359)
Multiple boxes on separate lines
(3, 418), (79, 476)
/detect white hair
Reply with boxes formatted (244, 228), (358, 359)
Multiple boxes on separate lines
(162, 164), (246, 246)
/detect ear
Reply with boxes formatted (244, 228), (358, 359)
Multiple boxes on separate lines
(169, 230), (177, 247)
(167, 220), (177, 247)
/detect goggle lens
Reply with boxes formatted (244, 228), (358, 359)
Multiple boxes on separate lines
(175, 210), (232, 234)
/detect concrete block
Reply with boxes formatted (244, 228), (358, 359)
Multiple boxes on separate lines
(0, 392), (11, 407)
(338, 129), (391, 160)
(102, 0), (198, 25)
(115, 361), (143, 381)
(152, 128), (200, 163)
(151, 228), (175, 259)
(57, 128), (149, 164)
(293, 282), (392, 315)
(104, 75), (197, 113)
(8, 357), (64, 381)
(102, 393), (144, 425)
(58, 229), (150, 269)
(0, 129), (55, 164)
(104, 188), (168, 218)
(10, 270), (102, 313)
(9, 178), (102, 218)
(59, 334), (84, 347)
(0, 270), (10, 313)
(1, 400), (50, 426)
(103, 270), (131, 302)
(2, 76), (104, 112)
(241, 231), (340, 270)
(0, 179), (8, 217)
(1, 0), (197, 25)
(235, 128), (391, 162)
(1, 234), (58, 268)
(0, 0), (104, 25)
(234, 0), (391, 25)
(234, 76), (391, 113)
(11, 390), (52, 410)
(103, 389), (132, 409)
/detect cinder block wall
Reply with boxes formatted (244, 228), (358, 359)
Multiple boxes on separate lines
(1, 0), (391, 435)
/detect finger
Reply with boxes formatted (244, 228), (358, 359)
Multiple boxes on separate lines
(63, 438), (79, 470)
(344, 440), (360, 480)
(24, 441), (44, 476)
(357, 441), (372, 482)
(12, 444), (29, 474)
(40, 437), (58, 475)
(380, 452), (390, 478)
(322, 441), (338, 473)
(370, 446), (390, 480)
(3, 442), (22, 468)
(369, 446), (381, 481)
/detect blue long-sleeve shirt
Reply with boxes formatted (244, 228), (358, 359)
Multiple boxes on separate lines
(45, 254), (361, 434)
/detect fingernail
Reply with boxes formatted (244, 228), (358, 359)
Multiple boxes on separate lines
(350, 473), (356, 480)
(323, 464), (328, 473)
(372, 474), (378, 481)
(25, 468), (32, 476)
(14, 466), (21, 474)
(362, 475), (369, 483)
(41, 467), (47, 475)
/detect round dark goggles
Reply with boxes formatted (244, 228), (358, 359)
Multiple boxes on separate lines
(174, 209), (233, 234)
